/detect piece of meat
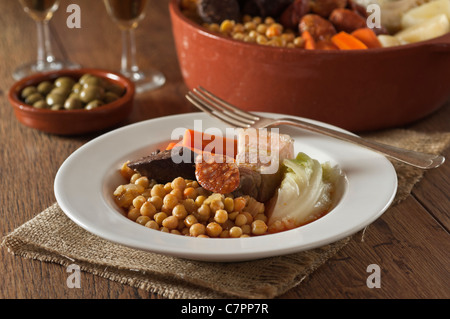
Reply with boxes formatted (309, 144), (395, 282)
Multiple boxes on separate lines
(241, 0), (294, 18)
(127, 146), (198, 183)
(233, 128), (294, 202)
(197, 0), (241, 23)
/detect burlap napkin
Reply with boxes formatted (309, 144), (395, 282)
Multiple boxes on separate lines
(2, 129), (450, 299)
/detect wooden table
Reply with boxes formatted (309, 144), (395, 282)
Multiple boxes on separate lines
(1, 0), (449, 300)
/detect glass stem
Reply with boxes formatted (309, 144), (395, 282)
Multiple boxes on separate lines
(36, 20), (56, 70)
(36, 20), (46, 70)
(121, 28), (141, 80)
(43, 21), (55, 63)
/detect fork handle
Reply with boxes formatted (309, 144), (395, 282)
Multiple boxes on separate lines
(276, 118), (445, 169)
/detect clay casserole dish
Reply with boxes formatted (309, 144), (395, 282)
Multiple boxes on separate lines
(169, 0), (450, 132)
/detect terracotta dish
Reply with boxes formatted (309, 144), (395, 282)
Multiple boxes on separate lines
(8, 68), (135, 135)
(169, 0), (450, 132)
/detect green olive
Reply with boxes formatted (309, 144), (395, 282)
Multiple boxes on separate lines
(49, 87), (70, 98)
(79, 73), (93, 85)
(54, 76), (76, 90)
(37, 81), (54, 95)
(103, 91), (120, 103)
(51, 104), (63, 111)
(46, 93), (66, 106)
(25, 92), (44, 105)
(79, 85), (104, 103)
(68, 92), (80, 100)
(81, 75), (104, 87)
(33, 100), (49, 109)
(85, 99), (104, 110)
(106, 83), (125, 96)
(21, 86), (37, 99)
(64, 96), (83, 110)
(72, 83), (82, 94)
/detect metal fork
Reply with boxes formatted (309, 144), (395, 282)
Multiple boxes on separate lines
(186, 86), (445, 169)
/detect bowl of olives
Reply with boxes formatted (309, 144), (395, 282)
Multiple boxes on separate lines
(8, 68), (135, 135)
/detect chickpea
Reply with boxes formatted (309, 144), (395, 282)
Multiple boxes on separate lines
(163, 193), (178, 210)
(162, 215), (179, 230)
(195, 195), (206, 206)
(224, 197), (234, 213)
(256, 24), (267, 34)
(190, 223), (206, 237)
(170, 188), (183, 201)
(219, 230), (230, 238)
(206, 222), (223, 237)
(148, 196), (163, 210)
(130, 173), (141, 184)
(151, 184), (166, 198)
(214, 209), (228, 224)
(120, 162), (134, 180)
(172, 177), (186, 190)
(235, 213), (248, 227)
(197, 204), (211, 221)
(184, 214), (198, 227)
(254, 213), (267, 222)
(183, 187), (197, 199)
(234, 197), (246, 212)
(228, 211), (239, 221)
(135, 176), (149, 188)
(127, 207), (141, 221)
(241, 224), (251, 235)
(229, 226), (243, 238)
(154, 212), (168, 225)
(145, 220), (159, 230)
(252, 220), (268, 235)
(132, 195), (146, 209)
(172, 204), (188, 219)
(210, 199), (224, 213)
(140, 201), (156, 218)
(163, 182), (173, 193)
(244, 21), (256, 31)
(136, 215), (151, 226)
(220, 19), (235, 34)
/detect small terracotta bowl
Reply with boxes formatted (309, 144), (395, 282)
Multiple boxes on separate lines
(8, 68), (135, 135)
(169, 0), (450, 132)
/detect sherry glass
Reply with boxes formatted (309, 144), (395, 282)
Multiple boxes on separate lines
(13, 0), (80, 80)
(104, 0), (165, 93)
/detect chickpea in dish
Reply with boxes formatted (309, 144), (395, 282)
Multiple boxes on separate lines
(20, 73), (126, 111)
(113, 128), (343, 238)
(180, 0), (450, 50)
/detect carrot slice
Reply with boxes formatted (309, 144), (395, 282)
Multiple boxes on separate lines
(165, 141), (181, 150)
(302, 31), (316, 50)
(351, 28), (382, 48)
(331, 31), (368, 50)
(181, 129), (238, 158)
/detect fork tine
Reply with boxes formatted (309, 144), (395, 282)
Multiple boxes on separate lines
(186, 92), (251, 128)
(197, 86), (260, 121)
(193, 88), (255, 125)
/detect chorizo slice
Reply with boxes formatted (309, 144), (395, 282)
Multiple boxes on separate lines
(195, 153), (240, 194)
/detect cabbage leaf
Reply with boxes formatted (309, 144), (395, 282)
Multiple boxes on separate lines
(267, 152), (341, 232)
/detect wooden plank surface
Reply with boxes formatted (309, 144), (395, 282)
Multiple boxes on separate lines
(0, 0), (448, 300)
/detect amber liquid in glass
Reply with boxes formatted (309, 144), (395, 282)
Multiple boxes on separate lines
(18, 0), (59, 21)
(104, 0), (147, 29)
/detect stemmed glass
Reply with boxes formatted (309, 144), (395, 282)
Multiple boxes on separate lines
(103, 0), (165, 93)
(13, 0), (79, 80)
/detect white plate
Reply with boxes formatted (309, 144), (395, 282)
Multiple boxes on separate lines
(54, 112), (397, 262)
